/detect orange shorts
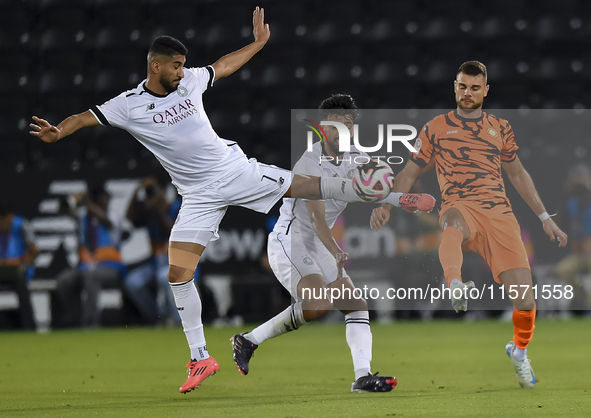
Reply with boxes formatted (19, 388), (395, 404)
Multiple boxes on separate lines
(440, 201), (531, 283)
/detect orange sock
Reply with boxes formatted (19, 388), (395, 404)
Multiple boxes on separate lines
(439, 227), (464, 286)
(512, 307), (536, 349)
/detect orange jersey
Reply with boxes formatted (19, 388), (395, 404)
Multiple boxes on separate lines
(410, 110), (518, 213)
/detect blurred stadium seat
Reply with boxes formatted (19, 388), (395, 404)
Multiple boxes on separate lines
(1, 0), (590, 174)
(95, 26), (150, 52)
(93, 0), (146, 28)
(315, 63), (352, 88)
(370, 62), (409, 86)
(38, 0), (91, 29)
(476, 15), (531, 41)
(94, 69), (141, 101)
(259, 2), (305, 45)
(0, 1), (34, 51)
(418, 18), (469, 42)
(39, 71), (91, 114)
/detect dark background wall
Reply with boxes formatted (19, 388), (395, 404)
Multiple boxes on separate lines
(1, 0), (590, 276)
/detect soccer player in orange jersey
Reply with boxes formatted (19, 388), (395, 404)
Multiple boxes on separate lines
(370, 61), (568, 389)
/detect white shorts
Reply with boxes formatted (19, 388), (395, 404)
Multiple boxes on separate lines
(170, 157), (292, 246)
(267, 228), (349, 301)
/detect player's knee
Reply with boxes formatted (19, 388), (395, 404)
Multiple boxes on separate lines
(314, 297), (333, 316)
(304, 298), (333, 320)
(334, 285), (368, 310)
(513, 291), (535, 311)
(356, 298), (369, 311)
(335, 296), (367, 313)
(441, 210), (470, 240)
(167, 265), (192, 283)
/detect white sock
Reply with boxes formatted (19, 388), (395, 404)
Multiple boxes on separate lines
(246, 302), (307, 345)
(382, 192), (404, 207)
(513, 346), (527, 361)
(320, 177), (365, 202)
(169, 280), (210, 361)
(345, 311), (372, 380)
(320, 176), (403, 205)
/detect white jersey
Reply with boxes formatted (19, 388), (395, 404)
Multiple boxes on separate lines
(89, 66), (246, 195)
(274, 141), (368, 237)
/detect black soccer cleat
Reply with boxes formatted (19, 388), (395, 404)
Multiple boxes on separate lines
(351, 372), (397, 393)
(230, 333), (258, 375)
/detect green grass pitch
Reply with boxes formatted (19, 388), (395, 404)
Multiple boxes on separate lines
(1, 319), (589, 417)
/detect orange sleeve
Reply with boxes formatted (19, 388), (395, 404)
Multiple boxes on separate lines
(409, 120), (435, 168)
(500, 120), (519, 162)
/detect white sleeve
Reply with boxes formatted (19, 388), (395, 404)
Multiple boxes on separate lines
(293, 152), (322, 177)
(186, 65), (215, 93)
(90, 93), (129, 129)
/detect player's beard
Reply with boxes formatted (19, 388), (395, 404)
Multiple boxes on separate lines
(160, 77), (180, 93)
(456, 97), (482, 111)
(327, 137), (344, 158)
(327, 140), (338, 155)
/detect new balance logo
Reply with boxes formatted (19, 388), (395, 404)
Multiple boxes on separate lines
(146, 103), (155, 111)
(177, 307), (184, 311)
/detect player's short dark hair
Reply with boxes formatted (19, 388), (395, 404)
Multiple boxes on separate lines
(149, 36), (188, 58)
(457, 61), (487, 82)
(319, 93), (359, 120)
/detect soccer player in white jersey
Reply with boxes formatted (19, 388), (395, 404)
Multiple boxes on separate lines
(29, 8), (434, 394)
(231, 94), (434, 392)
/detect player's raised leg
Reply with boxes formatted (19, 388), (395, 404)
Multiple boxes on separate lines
(500, 268), (536, 389)
(232, 274), (332, 375)
(439, 208), (475, 312)
(168, 241), (219, 393)
(331, 278), (397, 393)
(286, 174), (435, 210)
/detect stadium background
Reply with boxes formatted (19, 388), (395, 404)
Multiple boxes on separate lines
(0, 0), (590, 327)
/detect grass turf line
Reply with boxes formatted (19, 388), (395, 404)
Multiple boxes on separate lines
(0, 319), (589, 417)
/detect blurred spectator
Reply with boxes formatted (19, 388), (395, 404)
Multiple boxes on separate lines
(556, 164), (591, 310)
(54, 186), (127, 328)
(0, 204), (38, 330)
(125, 177), (182, 325)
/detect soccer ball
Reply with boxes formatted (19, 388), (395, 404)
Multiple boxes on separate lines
(352, 159), (395, 202)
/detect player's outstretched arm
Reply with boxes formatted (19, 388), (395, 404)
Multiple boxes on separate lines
(370, 159), (424, 230)
(502, 157), (568, 247)
(211, 6), (270, 81)
(29, 111), (98, 143)
(305, 200), (349, 280)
